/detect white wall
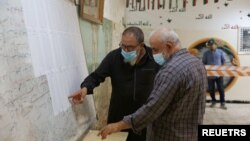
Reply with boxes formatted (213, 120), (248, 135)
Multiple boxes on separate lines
(104, 0), (126, 49)
(125, 0), (250, 101)
(177, 29), (250, 101)
(104, 0), (126, 24)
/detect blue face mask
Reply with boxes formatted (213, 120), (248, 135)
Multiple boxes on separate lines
(121, 49), (138, 62)
(153, 53), (166, 66)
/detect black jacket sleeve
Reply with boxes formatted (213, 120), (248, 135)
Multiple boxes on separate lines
(80, 51), (114, 94)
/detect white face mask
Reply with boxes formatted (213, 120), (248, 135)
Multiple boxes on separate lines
(153, 53), (166, 66)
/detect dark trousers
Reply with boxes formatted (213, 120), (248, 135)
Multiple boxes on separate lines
(125, 128), (146, 141)
(207, 77), (225, 103)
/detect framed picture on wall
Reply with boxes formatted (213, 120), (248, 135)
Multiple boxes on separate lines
(238, 27), (250, 54)
(80, 0), (104, 24)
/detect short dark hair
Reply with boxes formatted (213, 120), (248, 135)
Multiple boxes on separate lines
(207, 38), (216, 46)
(122, 26), (144, 43)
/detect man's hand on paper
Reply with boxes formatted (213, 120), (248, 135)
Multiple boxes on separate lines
(98, 121), (131, 140)
(68, 87), (87, 104)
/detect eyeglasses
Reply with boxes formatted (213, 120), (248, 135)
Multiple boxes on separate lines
(119, 43), (141, 52)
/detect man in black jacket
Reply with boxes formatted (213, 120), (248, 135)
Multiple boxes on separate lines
(69, 27), (159, 141)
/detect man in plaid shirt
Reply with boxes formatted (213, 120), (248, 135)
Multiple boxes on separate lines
(98, 27), (208, 141)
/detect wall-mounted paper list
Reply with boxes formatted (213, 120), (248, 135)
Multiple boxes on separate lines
(21, 0), (92, 115)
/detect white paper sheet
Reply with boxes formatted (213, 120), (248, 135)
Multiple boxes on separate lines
(22, 0), (90, 115)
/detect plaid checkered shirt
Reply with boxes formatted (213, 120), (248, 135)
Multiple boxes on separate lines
(123, 48), (208, 141)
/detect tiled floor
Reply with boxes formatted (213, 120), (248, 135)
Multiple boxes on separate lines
(203, 103), (250, 124)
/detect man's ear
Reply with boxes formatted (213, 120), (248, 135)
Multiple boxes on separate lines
(140, 42), (145, 47)
(165, 42), (174, 52)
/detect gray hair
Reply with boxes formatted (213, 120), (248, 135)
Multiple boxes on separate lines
(149, 27), (180, 45)
(122, 26), (144, 43)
